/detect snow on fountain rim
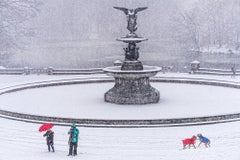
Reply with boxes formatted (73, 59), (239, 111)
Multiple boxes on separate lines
(116, 36), (148, 43)
(103, 65), (161, 73)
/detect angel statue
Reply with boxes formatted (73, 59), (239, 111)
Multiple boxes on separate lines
(113, 7), (147, 36)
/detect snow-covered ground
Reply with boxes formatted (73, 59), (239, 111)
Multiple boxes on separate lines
(0, 73), (240, 160)
(1, 116), (240, 160)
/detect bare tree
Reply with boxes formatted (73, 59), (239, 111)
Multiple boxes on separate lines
(0, 0), (42, 58)
(172, 0), (240, 53)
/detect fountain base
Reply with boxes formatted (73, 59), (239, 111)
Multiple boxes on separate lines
(104, 66), (160, 104)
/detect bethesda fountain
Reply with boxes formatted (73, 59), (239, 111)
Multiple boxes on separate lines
(103, 6), (161, 104)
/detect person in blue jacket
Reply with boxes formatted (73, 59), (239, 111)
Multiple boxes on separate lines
(197, 133), (210, 147)
(67, 123), (79, 156)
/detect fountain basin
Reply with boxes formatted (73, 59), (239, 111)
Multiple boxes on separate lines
(103, 65), (161, 104)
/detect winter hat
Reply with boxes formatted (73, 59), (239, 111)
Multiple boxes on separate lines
(71, 123), (76, 128)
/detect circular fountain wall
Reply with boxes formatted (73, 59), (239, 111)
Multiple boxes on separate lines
(1, 76), (240, 123)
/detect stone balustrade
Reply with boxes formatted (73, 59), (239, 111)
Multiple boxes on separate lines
(190, 61), (239, 76)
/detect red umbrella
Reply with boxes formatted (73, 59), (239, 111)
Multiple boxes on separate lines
(39, 123), (53, 132)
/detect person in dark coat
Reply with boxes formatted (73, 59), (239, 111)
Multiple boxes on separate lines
(43, 129), (55, 152)
(67, 123), (79, 156)
(231, 65), (236, 78)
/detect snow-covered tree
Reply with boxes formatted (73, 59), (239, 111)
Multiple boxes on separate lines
(171, 0), (240, 52)
(0, 0), (42, 59)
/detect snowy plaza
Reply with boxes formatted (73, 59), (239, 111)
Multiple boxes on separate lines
(1, 0), (240, 160)
(0, 73), (240, 160)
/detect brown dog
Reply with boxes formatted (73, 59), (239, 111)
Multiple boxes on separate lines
(182, 136), (197, 149)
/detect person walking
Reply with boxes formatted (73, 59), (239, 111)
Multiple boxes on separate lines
(231, 65), (236, 78)
(67, 123), (79, 156)
(43, 129), (55, 152)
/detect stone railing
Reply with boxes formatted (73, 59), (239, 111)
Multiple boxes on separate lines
(190, 61), (239, 76)
(191, 68), (240, 76)
(0, 67), (104, 75)
(0, 68), (24, 75)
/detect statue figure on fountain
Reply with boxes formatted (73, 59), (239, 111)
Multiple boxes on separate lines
(124, 43), (139, 61)
(113, 6), (147, 37)
(114, 6), (147, 70)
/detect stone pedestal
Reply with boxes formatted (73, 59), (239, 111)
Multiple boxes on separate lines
(190, 60), (200, 71)
(104, 66), (161, 104)
(121, 61), (143, 70)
